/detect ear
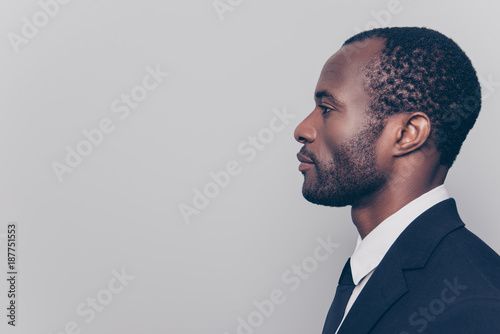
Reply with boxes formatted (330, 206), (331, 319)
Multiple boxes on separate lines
(392, 112), (431, 157)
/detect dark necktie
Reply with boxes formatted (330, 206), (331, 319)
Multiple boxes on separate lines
(322, 258), (355, 334)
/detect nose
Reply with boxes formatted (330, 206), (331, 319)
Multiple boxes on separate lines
(294, 113), (317, 144)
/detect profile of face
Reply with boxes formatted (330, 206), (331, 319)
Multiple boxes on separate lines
(294, 39), (389, 207)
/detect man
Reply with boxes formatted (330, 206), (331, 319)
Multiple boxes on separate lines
(294, 27), (500, 333)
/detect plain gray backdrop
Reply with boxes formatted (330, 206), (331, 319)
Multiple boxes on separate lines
(0, 0), (499, 333)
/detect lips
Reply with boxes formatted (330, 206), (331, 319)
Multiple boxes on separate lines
(297, 152), (314, 164)
(297, 152), (315, 172)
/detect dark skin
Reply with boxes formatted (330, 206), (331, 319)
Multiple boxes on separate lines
(294, 38), (449, 239)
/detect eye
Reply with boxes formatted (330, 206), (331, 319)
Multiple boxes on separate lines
(320, 105), (334, 115)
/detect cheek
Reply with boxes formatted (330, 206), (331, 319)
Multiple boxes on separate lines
(321, 115), (361, 153)
(317, 128), (341, 163)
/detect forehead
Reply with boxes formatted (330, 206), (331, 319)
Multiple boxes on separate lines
(316, 38), (386, 94)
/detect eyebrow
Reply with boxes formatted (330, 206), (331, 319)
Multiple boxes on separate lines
(315, 90), (343, 106)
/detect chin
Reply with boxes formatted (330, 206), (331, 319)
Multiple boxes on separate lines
(301, 187), (351, 207)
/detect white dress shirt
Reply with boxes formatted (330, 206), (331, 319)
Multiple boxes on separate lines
(334, 185), (450, 333)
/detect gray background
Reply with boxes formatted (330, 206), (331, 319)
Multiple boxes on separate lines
(0, 0), (499, 333)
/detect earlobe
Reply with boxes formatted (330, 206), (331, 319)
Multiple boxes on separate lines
(394, 112), (431, 156)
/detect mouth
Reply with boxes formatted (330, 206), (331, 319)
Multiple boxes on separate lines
(297, 152), (315, 172)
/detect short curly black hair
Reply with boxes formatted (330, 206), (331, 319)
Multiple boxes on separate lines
(343, 27), (481, 168)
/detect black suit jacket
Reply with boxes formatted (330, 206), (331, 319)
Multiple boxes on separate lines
(327, 198), (500, 334)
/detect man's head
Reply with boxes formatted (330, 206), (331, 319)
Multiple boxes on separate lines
(294, 27), (481, 207)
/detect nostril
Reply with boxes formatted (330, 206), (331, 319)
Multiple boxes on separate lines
(294, 114), (317, 143)
(294, 123), (306, 141)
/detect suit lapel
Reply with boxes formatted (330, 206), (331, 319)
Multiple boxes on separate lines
(336, 198), (465, 333)
(337, 247), (407, 334)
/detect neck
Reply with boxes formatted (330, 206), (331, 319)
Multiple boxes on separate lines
(351, 166), (448, 239)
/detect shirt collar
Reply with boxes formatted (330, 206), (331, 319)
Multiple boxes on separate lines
(350, 185), (450, 285)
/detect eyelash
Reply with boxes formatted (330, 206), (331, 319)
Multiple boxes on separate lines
(320, 105), (334, 115)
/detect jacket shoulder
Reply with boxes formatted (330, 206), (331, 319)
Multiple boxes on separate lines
(435, 226), (500, 293)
